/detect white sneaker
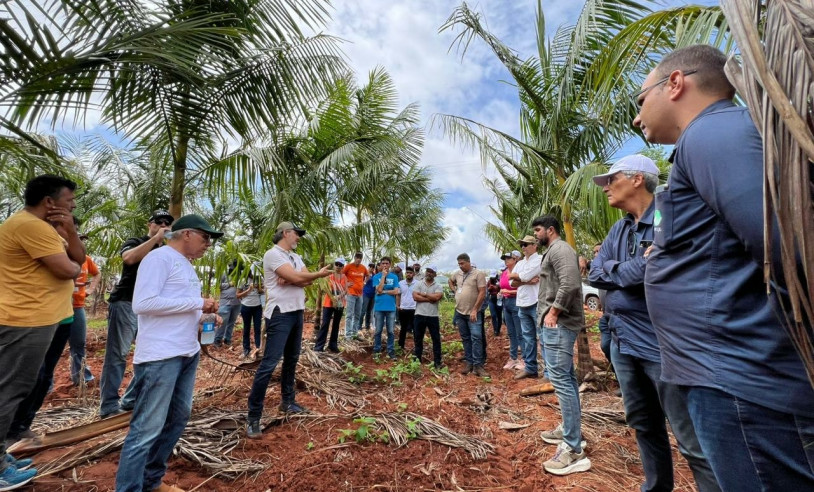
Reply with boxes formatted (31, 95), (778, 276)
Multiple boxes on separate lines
(502, 359), (516, 370)
(540, 423), (587, 448)
(513, 359), (526, 370)
(543, 441), (591, 475)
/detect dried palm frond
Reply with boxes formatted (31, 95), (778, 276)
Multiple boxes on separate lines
(298, 368), (365, 410)
(721, 0), (814, 387)
(299, 346), (346, 373)
(373, 411), (495, 459)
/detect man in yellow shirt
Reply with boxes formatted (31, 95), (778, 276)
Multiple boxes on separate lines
(0, 174), (85, 489)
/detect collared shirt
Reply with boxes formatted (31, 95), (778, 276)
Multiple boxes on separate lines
(414, 280), (443, 317)
(513, 252), (541, 307)
(450, 268), (486, 315)
(589, 200), (659, 362)
(645, 99), (814, 417)
(263, 244), (306, 316)
(398, 279), (418, 310)
(536, 238), (584, 331)
(132, 246), (203, 363)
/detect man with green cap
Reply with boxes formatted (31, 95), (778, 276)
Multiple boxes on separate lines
(246, 222), (332, 439)
(115, 214), (222, 492)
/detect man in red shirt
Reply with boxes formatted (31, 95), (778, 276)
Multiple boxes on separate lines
(342, 252), (369, 340)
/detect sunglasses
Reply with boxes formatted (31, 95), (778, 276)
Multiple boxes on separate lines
(153, 219), (173, 226)
(188, 229), (212, 243)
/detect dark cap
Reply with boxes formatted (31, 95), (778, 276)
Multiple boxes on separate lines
(150, 209), (173, 223)
(354, 251), (363, 259)
(275, 221), (306, 237)
(171, 214), (224, 238)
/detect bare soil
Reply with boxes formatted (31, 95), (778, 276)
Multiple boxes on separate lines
(25, 308), (697, 491)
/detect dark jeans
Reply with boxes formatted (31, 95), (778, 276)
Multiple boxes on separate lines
(100, 300), (140, 416)
(598, 313), (612, 366)
(611, 343), (720, 492)
(687, 386), (814, 492)
(314, 306), (343, 352)
(413, 315), (441, 365)
(214, 303), (241, 344)
(502, 296), (523, 360)
(0, 323), (57, 471)
(361, 295), (375, 330)
(9, 321), (72, 437)
(453, 311), (484, 366)
(69, 307), (94, 384)
(398, 309), (415, 351)
(487, 297), (502, 335)
(247, 309), (303, 420)
(241, 304), (263, 353)
(114, 353), (199, 492)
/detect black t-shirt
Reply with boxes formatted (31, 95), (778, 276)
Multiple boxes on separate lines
(108, 235), (155, 303)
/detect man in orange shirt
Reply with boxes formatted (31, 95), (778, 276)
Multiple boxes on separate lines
(342, 252), (369, 341)
(69, 231), (101, 386)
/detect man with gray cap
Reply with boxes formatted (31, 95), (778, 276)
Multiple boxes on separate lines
(115, 213), (222, 492)
(100, 209), (173, 418)
(588, 155), (719, 491)
(246, 222), (332, 439)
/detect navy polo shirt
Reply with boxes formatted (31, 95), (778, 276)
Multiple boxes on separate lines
(644, 99), (814, 417)
(589, 200), (659, 362)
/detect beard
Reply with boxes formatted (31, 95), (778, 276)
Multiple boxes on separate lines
(538, 236), (549, 247)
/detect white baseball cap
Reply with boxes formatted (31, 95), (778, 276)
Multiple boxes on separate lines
(592, 154), (659, 186)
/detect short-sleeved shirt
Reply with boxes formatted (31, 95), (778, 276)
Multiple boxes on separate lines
(414, 280), (443, 317)
(323, 274), (347, 308)
(109, 235), (156, 303)
(513, 253), (541, 307)
(73, 256), (100, 308)
(398, 279), (418, 310)
(372, 272), (399, 312)
(0, 210), (74, 326)
(537, 238), (584, 331)
(239, 282), (262, 307)
(263, 244), (306, 316)
(450, 268), (486, 315)
(342, 263), (368, 296)
(218, 275), (240, 306)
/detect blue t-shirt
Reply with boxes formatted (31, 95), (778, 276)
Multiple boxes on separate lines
(371, 273), (399, 312)
(362, 276), (375, 298)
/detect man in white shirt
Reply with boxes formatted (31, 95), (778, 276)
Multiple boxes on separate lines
(509, 235), (545, 380)
(115, 214), (222, 492)
(246, 222), (331, 439)
(396, 266), (418, 353)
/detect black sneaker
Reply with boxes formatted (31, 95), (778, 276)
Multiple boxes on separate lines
(246, 419), (262, 439)
(279, 402), (309, 414)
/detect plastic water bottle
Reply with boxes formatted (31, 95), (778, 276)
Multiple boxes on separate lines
(200, 313), (216, 345)
(497, 293), (503, 307)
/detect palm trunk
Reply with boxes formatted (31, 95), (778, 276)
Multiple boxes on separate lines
(562, 201), (593, 382)
(169, 135), (189, 219)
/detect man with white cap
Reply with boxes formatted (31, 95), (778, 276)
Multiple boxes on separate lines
(246, 222), (332, 439)
(314, 257), (347, 353)
(588, 154), (718, 491)
(412, 265), (444, 368)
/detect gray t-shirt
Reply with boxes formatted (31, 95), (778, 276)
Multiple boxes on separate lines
(239, 282), (262, 307)
(414, 280), (443, 317)
(219, 275), (240, 306)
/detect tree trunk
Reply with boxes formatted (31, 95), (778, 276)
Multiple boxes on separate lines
(561, 202), (594, 382)
(169, 135), (190, 219)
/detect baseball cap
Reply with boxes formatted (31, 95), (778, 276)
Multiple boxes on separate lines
(519, 235), (537, 245)
(425, 265), (438, 273)
(334, 257), (346, 265)
(592, 154), (659, 186)
(275, 221), (306, 236)
(396, 262), (405, 270)
(150, 209), (173, 223)
(171, 214), (224, 238)
(489, 269), (497, 277)
(500, 250), (521, 260)
(354, 252), (363, 259)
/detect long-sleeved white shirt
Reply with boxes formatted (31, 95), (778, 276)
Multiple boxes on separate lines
(514, 252), (541, 307)
(132, 245), (203, 363)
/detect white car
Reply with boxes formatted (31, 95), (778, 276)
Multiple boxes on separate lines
(582, 281), (601, 311)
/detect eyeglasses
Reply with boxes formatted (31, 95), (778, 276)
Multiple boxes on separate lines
(153, 219), (172, 226)
(632, 69), (697, 107)
(188, 229), (212, 243)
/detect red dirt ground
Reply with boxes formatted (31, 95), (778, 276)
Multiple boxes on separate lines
(25, 308), (698, 491)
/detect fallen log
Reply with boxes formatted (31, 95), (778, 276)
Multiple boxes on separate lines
(8, 411), (132, 458)
(519, 382), (555, 397)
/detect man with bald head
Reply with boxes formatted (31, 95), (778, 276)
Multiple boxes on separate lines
(635, 44), (814, 490)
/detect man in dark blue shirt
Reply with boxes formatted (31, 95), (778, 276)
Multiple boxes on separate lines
(590, 154), (719, 492)
(634, 44), (814, 491)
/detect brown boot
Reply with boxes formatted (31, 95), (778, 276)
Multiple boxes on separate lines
(460, 362), (473, 375)
(473, 365), (490, 378)
(152, 483), (185, 492)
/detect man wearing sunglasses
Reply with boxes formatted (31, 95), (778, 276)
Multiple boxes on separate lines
(635, 44), (814, 490)
(589, 154), (718, 492)
(99, 209), (174, 419)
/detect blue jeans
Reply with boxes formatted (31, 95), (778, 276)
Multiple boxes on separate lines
(361, 295), (375, 330)
(487, 297), (502, 335)
(502, 297), (523, 360)
(214, 304), (241, 344)
(345, 294), (363, 338)
(611, 343), (720, 492)
(686, 386), (814, 492)
(518, 303), (540, 375)
(373, 311), (396, 357)
(598, 313), (612, 366)
(100, 301), (140, 416)
(247, 309), (303, 420)
(453, 311), (484, 366)
(542, 325), (582, 452)
(114, 353), (199, 492)
(69, 307), (94, 384)
(241, 304), (262, 353)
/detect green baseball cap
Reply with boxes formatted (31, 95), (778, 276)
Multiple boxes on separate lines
(171, 214), (224, 238)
